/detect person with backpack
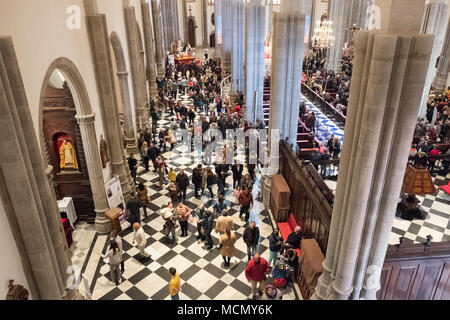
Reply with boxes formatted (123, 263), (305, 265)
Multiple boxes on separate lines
(267, 230), (283, 267)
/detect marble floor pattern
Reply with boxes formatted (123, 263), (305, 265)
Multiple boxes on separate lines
(69, 89), (300, 300)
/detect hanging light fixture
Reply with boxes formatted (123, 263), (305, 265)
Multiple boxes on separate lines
(312, 15), (335, 49)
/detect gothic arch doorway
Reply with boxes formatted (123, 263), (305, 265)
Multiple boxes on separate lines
(187, 17), (196, 47)
(38, 58), (98, 223)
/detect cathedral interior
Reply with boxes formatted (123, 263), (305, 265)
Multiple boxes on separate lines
(0, 0), (449, 302)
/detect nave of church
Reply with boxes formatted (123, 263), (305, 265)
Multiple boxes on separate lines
(1, 0), (450, 303)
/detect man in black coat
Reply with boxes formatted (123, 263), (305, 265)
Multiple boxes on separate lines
(192, 165), (203, 199)
(176, 169), (190, 203)
(285, 226), (303, 249)
(232, 160), (243, 189)
(127, 153), (138, 183)
(143, 128), (152, 146)
(243, 221), (260, 261)
(202, 210), (215, 250)
(126, 192), (141, 226)
(147, 142), (160, 173)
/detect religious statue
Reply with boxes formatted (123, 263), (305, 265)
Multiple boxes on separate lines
(59, 139), (78, 170)
(320, 9), (329, 25)
(99, 135), (110, 169)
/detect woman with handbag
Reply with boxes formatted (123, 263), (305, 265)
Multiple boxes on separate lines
(137, 182), (150, 218)
(175, 202), (191, 237)
(219, 228), (236, 268)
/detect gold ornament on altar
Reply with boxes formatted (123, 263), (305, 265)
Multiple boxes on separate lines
(59, 139), (78, 170)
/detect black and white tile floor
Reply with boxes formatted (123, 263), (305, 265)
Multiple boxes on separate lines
(389, 172), (450, 245)
(80, 90), (300, 300)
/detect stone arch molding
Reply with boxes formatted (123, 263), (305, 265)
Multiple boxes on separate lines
(39, 57), (95, 154)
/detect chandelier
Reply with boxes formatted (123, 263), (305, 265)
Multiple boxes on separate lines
(312, 19), (334, 49)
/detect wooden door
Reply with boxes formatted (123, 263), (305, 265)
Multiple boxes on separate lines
(188, 18), (196, 47)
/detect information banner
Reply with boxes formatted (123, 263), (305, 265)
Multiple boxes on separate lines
(105, 176), (126, 222)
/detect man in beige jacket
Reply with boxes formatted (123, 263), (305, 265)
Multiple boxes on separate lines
(133, 223), (150, 261)
(215, 210), (234, 235)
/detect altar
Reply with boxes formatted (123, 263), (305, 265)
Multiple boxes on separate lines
(174, 54), (196, 67)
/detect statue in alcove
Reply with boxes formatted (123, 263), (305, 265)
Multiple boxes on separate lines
(59, 139), (78, 170)
(99, 135), (110, 169)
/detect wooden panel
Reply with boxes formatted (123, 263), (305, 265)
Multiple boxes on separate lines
(392, 266), (417, 300)
(380, 242), (450, 300)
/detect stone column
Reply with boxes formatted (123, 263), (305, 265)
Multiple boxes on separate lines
(432, 18), (450, 95)
(418, 0), (448, 116)
(231, 0), (246, 94)
(269, 2), (306, 149)
(161, 0), (180, 52)
(326, 0), (351, 72)
(0, 37), (72, 299)
(245, 0), (266, 124)
(202, 0), (209, 48)
(151, 0), (165, 77)
(313, 0), (433, 300)
(117, 71), (138, 153)
(222, 0), (233, 73)
(215, 0), (223, 58)
(345, 0), (370, 43)
(182, 0), (188, 43)
(76, 114), (111, 234)
(85, 14), (133, 202)
(141, 0), (158, 98)
(124, 7), (147, 132)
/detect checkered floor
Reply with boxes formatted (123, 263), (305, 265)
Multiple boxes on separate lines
(87, 89), (300, 300)
(389, 172), (450, 246)
(302, 97), (345, 145)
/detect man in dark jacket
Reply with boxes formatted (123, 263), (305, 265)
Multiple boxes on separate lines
(126, 192), (141, 226)
(147, 142), (160, 173)
(127, 153), (138, 183)
(285, 226), (303, 249)
(176, 169), (190, 203)
(202, 210), (215, 250)
(194, 204), (206, 242)
(192, 165), (203, 199)
(232, 161), (244, 189)
(243, 221), (260, 261)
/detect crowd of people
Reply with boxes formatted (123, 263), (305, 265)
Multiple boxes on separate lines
(411, 89), (450, 172)
(303, 48), (352, 117)
(106, 52), (305, 300)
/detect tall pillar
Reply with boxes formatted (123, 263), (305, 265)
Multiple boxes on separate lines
(418, 0), (448, 117)
(231, 0), (246, 94)
(326, 0), (351, 72)
(85, 14), (133, 203)
(161, 0), (180, 52)
(269, 1), (306, 149)
(117, 71), (138, 153)
(432, 18), (450, 95)
(345, 0), (370, 43)
(313, 0), (433, 300)
(222, 0), (233, 73)
(0, 37), (73, 299)
(202, 0), (209, 48)
(141, 0), (158, 98)
(76, 114), (111, 234)
(215, 0), (223, 58)
(124, 6), (148, 132)
(245, 0), (266, 124)
(151, 0), (165, 77)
